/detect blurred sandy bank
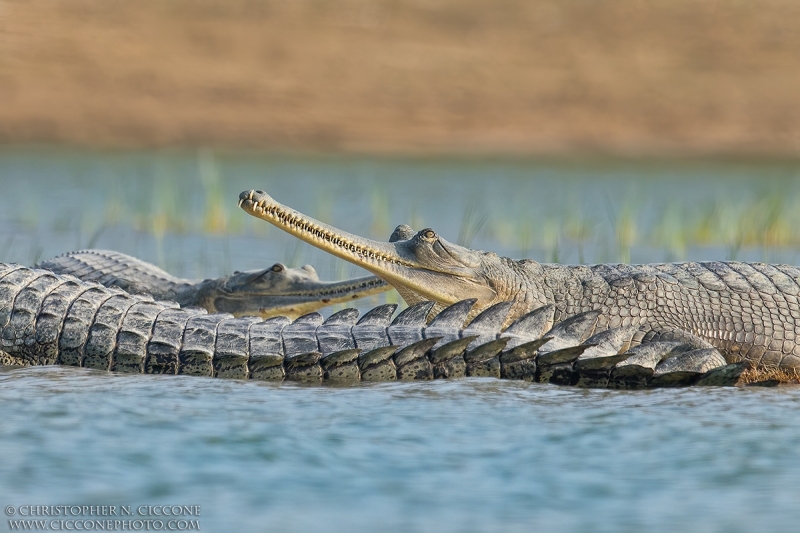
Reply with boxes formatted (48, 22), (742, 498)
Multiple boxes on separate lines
(1, 0), (798, 157)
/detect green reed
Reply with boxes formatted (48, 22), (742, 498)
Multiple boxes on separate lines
(23, 154), (800, 273)
(457, 201), (490, 248)
(198, 150), (231, 234)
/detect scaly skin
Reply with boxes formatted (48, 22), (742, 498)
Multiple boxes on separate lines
(239, 189), (800, 370)
(37, 250), (389, 319)
(0, 263), (746, 387)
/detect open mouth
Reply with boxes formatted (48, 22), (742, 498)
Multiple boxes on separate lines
(239, 190), (414, 268)
(238, 189), (497, 309)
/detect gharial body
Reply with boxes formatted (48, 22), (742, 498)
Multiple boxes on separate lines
(240, 189), (800, 371)
(0, 262), (746, 388)
(38, 250), (389, 318)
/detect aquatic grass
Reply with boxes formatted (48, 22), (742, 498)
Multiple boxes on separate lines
(247, 211), (272, 237)
(29, 244), (43, 266)
(104, 149), (250, 239)
(85, 225), (107, 250)
(198, 150), (229, 235)
(597, 189), (640, 265)
(708, 200), (744, 260)
(614, 205), (637, 264)
(284, 237), (306, 269)
(457, 201), (490, 248)
(0, 235), (14, 260)
(517, 223), (533, 259)
(563, 214), (596, 265)
(738, 193), (792, 248)
(28, 181), (800, 267)
(640, 186), (800, 263)
(405, 205), (425, 237)
(6, 150), (800, 279)
(369, 187), (391, 240)
(220, 236), (233, 275)
(18, 195), (41, 231)
(650, 203), (688, 261)
(314, 195), (334, 227)
(540, 220), (561, 263)
(328, 253), (350, 282)
(102, 181), (126, 229)
(493, 217), (531, 257)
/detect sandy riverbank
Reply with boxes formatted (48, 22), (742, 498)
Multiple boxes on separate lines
(1, 0), (799, 156)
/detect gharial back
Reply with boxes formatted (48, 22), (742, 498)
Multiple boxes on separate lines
(37, 250), (195, 303)
(0, 262), (748, 387)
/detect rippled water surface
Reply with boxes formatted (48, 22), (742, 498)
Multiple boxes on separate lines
(2, 367), (800, 532)
(3, 150), (800, 531)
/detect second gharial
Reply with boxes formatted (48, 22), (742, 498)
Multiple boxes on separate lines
(38, 250), (389, 319)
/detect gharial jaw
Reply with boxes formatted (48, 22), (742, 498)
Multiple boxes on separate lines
(196, 264), (390, 319)
(238, 190), (505, 315)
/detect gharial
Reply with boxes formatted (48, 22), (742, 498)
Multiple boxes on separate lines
(0, 262), (746, 388)
(239, 189), (800, 372)
(37, 249), (389, 319)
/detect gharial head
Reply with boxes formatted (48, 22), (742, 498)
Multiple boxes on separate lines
(202, 261), (389, 319)
(238, 190), (524, 318)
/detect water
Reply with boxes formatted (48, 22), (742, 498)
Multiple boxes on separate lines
(2, 149), (800, 531)
(2, 149), (800, 279)
(2, 367), (800, 532)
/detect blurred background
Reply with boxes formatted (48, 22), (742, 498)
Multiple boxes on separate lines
(2, 0), (800, 155)
(5, 5), (800, 533)
(1, 0), (800, 302)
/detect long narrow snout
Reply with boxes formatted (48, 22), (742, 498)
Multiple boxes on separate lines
(239, 190), (414, 273)
(238, 190), (498, 311)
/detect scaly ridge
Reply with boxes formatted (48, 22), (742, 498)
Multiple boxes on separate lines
(0, 264), (753, 388)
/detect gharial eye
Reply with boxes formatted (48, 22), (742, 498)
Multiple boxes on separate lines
(271, 264), (285, 273)
(421, 229), (437, 241)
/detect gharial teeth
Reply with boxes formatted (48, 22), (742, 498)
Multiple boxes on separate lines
(246, 202), (411, 268)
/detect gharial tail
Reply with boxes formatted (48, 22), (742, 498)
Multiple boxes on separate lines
(0, 263), (746, 387)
